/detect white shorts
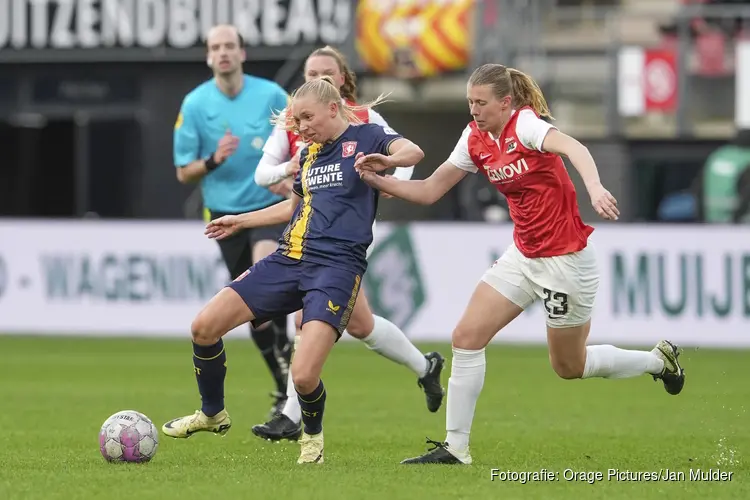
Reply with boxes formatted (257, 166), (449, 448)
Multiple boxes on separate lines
(366, 220), (377, 259)
(481, 242), (600, 328)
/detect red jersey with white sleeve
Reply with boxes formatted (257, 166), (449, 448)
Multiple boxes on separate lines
(448, 106), (593, 258)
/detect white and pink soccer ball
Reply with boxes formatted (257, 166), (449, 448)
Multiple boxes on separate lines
(99, 410), (159, 463)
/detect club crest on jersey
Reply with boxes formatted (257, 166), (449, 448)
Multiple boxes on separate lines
(506, 140), (517, 153)
(342, 141), (357, 158)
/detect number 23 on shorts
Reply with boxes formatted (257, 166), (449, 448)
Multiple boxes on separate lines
(542, 288), (568, 318)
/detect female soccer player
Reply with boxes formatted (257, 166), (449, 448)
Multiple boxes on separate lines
(162, 76), (425, 465)
(251, 46), (445, 442)
(355, 63), (686, 465)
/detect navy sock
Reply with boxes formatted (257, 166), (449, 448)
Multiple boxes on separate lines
(250, 323), (287, 393)
(297, 380), (326, 435)
(273, 317), (293, 368)
(193, 340), (227, 417)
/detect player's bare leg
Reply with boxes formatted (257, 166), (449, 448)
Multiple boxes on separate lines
(162, 287), (253, 438)
(252, 240), (293, 418)
(549, 321), (685, 394)
(346, 290), (445, 412)
(401, 282), (523, 465)
(292, 320), (338, 464)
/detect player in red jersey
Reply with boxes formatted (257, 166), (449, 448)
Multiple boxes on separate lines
(355, 64), (686, 465)
(250, 46), (445, 442)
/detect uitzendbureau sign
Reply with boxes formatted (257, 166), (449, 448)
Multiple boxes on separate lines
(0, 0), (351, 62)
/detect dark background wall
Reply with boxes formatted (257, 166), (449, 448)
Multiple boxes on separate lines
(0, 63), (727, 222)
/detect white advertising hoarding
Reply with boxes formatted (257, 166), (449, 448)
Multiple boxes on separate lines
(365, 223), (750, 348)
(0, 220), (748, 347)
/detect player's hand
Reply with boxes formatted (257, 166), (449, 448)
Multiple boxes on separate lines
(358, 169), (378, 184)
(286, 152), (301, 177)
(588, 182), (619, 220)
(358, 169), (383, 188)
(214, 129), (240, 164)
(268, 178), (294, 198)
(354, 152), (393, 173)
(205, 215), (243, 240)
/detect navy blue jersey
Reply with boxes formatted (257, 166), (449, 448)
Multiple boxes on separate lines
(278, 123), (402, 275)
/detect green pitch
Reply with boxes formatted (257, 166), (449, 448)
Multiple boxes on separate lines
(0, 336), (747, 499)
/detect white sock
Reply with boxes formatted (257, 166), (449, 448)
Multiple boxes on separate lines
(445, 347), (486, 454)
(281, 336), (301, 423)
(361, 315), (429, 378)
(582, 345), (664, 379)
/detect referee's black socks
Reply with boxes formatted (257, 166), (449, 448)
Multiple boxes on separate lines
(297, 380), (327, 435)
(193, 340), (227, 417)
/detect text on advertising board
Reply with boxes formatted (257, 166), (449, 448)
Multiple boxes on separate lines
(0, 0), (350, 50)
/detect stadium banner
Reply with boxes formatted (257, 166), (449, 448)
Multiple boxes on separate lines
(365, 223), (750, 348)
(355, 0), (473, 78)
(617, 46), (678, 116)
(0, 0), (350, 61)
(1, 220), (749, 347)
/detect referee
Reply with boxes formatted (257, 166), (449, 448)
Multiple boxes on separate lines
(173, 24), (292, 418)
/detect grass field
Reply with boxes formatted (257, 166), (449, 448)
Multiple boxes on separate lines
(0, 336), (748, 499)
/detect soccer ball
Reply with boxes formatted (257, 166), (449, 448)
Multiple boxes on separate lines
(99, 410), (159, 463)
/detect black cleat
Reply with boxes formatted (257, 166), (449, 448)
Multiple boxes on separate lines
(252, 413), (302, 442)
(418, 352), (445, 412)
(401, 439), (471, 465)
(651, 340), (685, 395)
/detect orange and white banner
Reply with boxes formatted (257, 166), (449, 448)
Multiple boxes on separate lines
(355, 0), (473, 78)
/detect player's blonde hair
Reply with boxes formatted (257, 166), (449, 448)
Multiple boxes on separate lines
(272, 76), (389, 132)
(468, 64), (553, 120)
(307, 46), (358, 102)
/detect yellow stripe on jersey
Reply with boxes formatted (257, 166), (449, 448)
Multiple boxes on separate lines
(284, 144), (321, 260)
(339, 275), (362, 333)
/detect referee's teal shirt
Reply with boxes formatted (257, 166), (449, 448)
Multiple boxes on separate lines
(174, 75), (289, 213)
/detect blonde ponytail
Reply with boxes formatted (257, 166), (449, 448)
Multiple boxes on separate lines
(507, 68), (553, 120)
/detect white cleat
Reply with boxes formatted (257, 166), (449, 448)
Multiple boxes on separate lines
(297, 431), (324, 464)
(162, 409), (232, 438)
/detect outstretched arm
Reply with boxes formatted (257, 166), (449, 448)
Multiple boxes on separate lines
(541, 129), (619, 220)
(239, 194), (300, 228)
(357, 125), (473, 205)
(360, 160), (467, 205)
(206, 195), (300, 240)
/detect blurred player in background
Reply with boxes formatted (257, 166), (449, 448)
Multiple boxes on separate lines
(356, 63), (686, 465)
(163, 76), (426, 464)
(250, 46), (445, 442)
(172, 24), (294, 418)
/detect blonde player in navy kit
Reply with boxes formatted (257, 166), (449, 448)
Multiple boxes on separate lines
(161, 76), (424, 465)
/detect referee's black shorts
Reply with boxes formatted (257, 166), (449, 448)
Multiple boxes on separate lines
(209, 208), (288, 280)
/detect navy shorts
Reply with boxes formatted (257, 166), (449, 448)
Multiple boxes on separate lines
(228, 252), (362, 339)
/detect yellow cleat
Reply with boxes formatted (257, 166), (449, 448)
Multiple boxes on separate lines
(297, 431), (324, 464)
(162, 409), (232, 438)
